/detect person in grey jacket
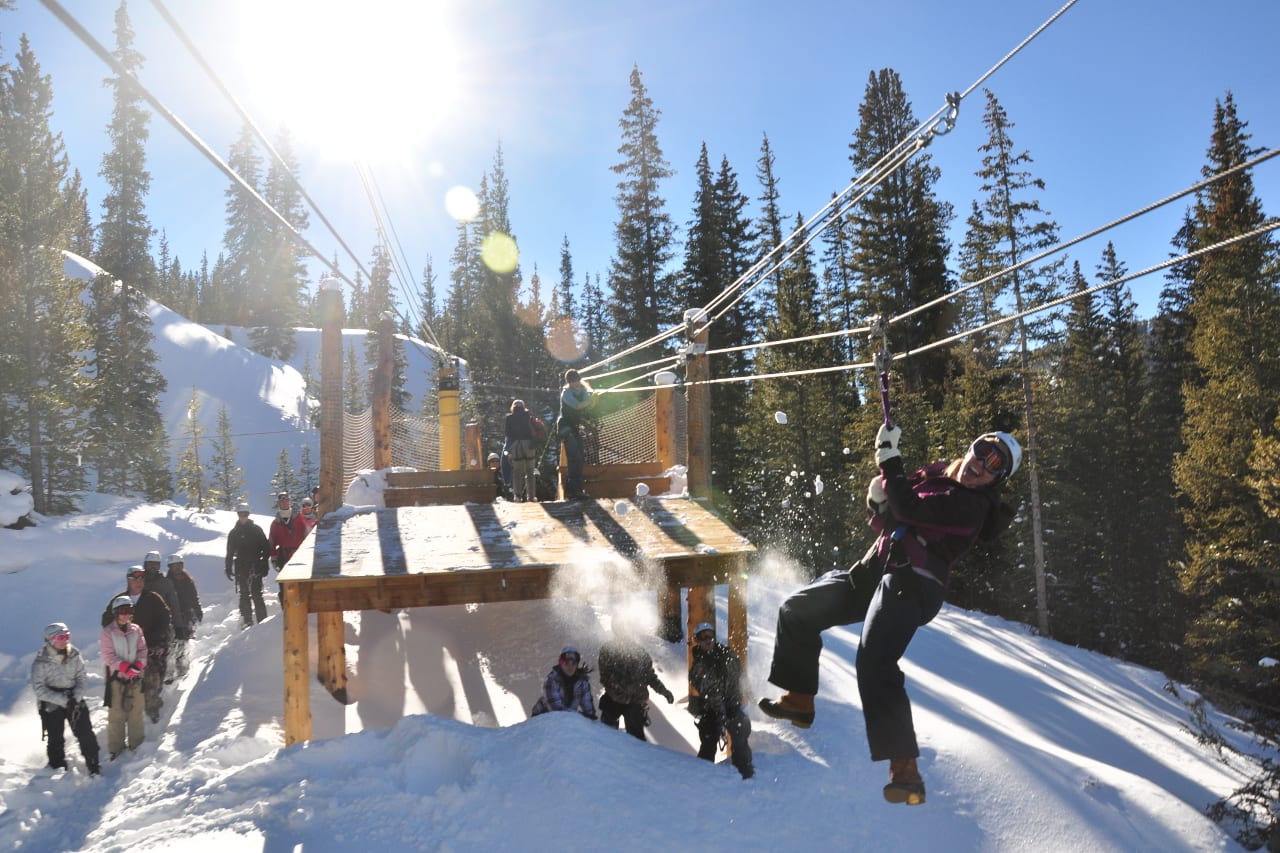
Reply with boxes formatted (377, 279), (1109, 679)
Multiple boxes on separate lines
(30, 622), (100, 776)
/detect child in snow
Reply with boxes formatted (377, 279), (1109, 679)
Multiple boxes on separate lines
(30, 622), (100, 776)
(530, 646), (597, 719)
(100, 596), (148, 759)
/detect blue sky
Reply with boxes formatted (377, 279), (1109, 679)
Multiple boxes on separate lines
(7, 0), (1279, 328)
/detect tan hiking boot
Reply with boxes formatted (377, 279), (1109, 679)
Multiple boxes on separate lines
(757, 691), (815, 728)
(883, 757), (926, 805)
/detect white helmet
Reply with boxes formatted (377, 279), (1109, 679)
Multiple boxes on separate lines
(975, 432), (1022, 482)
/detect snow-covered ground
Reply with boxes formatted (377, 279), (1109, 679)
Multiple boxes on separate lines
(0, 488), (1266, 852)
(0, 265), (1267, 851)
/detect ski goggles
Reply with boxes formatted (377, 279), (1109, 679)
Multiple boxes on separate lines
(50, 632), (70, 643)
(559, 652), (580, 664)
(971, 438), (1010, 477)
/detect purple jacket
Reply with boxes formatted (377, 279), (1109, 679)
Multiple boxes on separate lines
(870, 457), (997, 587)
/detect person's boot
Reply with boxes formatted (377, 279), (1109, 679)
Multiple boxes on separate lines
(883, 757), (926, 805)
(757, 692), (815, 728)
(86, 755), (101, 777)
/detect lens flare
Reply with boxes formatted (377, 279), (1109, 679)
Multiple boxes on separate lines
(481, 233), (519, 274)
(445, 186), (480, 222)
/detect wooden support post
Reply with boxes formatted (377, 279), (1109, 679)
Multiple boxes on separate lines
(658, 586), (683, 642)
(684, 309), (711, 499)
(316, 610), (351, 705)
(281, 582), (312, 746)
(686, 582), (714, 675)
(655, 376), (676, 472)
(372, 312), (395, 471)
(464, 422), (482, 469)
(728, 555), (748, 677)
(318, 277), (344, 516)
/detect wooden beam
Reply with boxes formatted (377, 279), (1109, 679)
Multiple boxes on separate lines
(316, 611), (351, 704)
(318, 279), (343, 518)
(281, 581), (311, 746)
(728, 556), (748, 680)
(685, 311), (711, 499)
(655, 382), (676, 472)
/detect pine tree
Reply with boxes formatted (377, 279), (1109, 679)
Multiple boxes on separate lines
(681, 145), (757, 506)
(90, 2), (168, 499)
(218, 123), (269, 327)
(417, 255), (439, 343)
(0, 36), (93, 512)
(607, 65), (677, 356)
(846, 69), (954, 407)
(953, 89), (1064, 633)
(250, 127), (308, 359)
(298, 443), (318, 497)
(1174, 93), (1280, 712)
(737, 213), (858, 573)
(174, 388), (207, 510)
(269, 447), (302, 499)
(207, 404), (245, 510)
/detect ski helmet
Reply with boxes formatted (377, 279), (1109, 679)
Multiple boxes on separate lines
(44, 622), (70, 642)
(694, 622), (715, 639)
(974, 432), (1022, 482)
(167, 553), (184, 567)
(111, 595), (134, 615)
(144, 550), (162, 565)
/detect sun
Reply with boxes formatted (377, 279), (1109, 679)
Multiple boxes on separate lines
(234, 0), (466, 161)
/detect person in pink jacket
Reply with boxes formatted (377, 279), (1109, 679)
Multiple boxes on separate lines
(99, 596), (148, 759)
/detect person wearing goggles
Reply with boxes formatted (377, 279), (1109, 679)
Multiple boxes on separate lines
(31, 622), (101, 775)
(760, 424), (1021, 806)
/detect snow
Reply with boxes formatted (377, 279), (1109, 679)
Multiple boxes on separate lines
(0, 284), (1268, 852)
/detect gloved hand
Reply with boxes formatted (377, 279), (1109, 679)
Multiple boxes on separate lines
(867, 475), (888, 513)
(688, 695), (704, 717)
(875, 423), (902, 465)
(582, 710), (598, 721)
(658, 686), (675, 704)
(225, 566), (234, 581)
(119, 662), (141, 679)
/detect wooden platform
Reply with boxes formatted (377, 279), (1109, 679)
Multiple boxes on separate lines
(278, 496), (755, 744)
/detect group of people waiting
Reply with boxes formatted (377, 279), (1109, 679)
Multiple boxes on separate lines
(530, 620), (755, 781)
(31, 549), (203, 775)
(488, 369), (596, 503)
(224, 491), (317, 629)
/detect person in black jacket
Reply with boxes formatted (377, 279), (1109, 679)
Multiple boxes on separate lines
(99, 566), (172, 723)
(688, 622), (753, 780)
(226, 504), (270, 628)
(504, 399), (539, 502)
(598, 624), (674, 740)
(166, 553), (202, 680)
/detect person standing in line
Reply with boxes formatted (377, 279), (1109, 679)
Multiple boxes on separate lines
(505, 399), (539, 503)
(688, 622), (754, 780)
(597, 623), (674, 740)
(296, 497), (318, 535)
(530, 646), (597, 720)
(166, 553), (202, 681)
(100, 567), (172, 724)
(557, 369), (595, 500)
(31, 622), (100, 776)
(100, 597), (147, 759)
(226, 503), (270, 628)
(758, 426), (1020, 806)
(268, 492), (306, 572)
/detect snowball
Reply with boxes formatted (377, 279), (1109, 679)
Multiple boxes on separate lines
(843, 447), (851, 455)
(635, 482), (650, 497)
(1260, 657), (1279, 668)
(614, 501), (630, 516)
(781, 499), (790, 509)
(814, 475), (825, 496)
(774, 411), (788, 425)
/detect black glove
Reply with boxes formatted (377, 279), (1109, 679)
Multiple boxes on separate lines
(659, 686), (675, 704)
(688, 695), (704, 717)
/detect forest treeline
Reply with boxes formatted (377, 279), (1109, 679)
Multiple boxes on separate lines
(2, 2), (1277, 802)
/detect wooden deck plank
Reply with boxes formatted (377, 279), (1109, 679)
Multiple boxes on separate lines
(280, 496), (754, 583)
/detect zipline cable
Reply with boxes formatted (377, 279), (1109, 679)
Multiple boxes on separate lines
(37, 0), (358, 292)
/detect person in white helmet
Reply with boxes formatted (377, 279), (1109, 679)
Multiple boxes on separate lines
(759, 426), (1020, 806)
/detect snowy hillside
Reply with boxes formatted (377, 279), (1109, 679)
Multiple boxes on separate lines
(61, 251), (450, 510)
